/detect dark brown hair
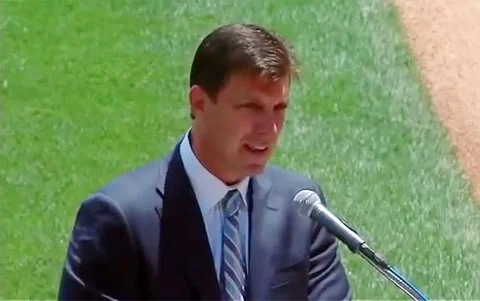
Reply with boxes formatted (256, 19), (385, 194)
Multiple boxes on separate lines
(189, 23), (299, 118)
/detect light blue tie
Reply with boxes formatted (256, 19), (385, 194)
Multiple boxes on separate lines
(222, 189), (246, 301)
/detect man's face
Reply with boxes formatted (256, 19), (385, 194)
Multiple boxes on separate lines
(191, 71), (290, 184)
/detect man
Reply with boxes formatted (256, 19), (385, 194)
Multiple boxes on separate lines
(58, 23), (352, 300)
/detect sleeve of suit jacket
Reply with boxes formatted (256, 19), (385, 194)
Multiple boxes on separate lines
(58, 193), (138, 300)
(307, 184), (353, 300)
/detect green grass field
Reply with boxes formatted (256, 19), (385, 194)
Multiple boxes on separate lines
(1, 0), (480, 299)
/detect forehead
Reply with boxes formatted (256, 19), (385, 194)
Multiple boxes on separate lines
(223, 71), (290, 101)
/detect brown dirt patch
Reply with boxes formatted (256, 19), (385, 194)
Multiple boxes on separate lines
(394, 0), (480, 201)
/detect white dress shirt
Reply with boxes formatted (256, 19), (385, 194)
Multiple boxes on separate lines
(179, 129), (250, 280)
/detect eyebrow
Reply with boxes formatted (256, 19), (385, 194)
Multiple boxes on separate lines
(245, 94), (287, 104)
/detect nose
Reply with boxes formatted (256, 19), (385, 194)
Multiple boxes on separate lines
(256, 113), (278, 135)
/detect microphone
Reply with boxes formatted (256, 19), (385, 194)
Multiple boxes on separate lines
(293, 189), (429, 301)
(293, 189), (365, 253)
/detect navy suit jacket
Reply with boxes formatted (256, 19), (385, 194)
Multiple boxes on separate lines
(58, 141), (352, 300)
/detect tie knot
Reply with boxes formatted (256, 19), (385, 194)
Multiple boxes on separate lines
(223, 189), (242, 217)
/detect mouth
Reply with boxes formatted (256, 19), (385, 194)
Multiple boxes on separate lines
(244, 143), (269, 154)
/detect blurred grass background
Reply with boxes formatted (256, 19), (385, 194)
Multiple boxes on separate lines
(1, 0), (479, 299)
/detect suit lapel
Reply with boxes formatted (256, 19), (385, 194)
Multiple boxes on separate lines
(157, 142), (220, 300)
(247, 172), (282, 300)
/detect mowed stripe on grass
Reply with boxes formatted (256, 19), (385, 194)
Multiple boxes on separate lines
(1, 0), (479, 299)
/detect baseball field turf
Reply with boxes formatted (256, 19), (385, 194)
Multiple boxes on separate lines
(1, 0), (479, 299)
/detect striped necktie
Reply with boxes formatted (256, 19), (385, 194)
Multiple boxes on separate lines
(222, 189), (246, 301)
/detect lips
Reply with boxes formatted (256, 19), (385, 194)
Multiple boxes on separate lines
(249, 144), (267, 151)
(245, 143), (269, 153)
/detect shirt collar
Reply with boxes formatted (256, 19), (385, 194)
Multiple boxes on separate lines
(179, 128), (250, 216)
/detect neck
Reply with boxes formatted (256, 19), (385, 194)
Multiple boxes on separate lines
(189, 127), (242, 186)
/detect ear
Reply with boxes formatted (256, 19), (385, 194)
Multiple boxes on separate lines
(189, 85), (208, 119)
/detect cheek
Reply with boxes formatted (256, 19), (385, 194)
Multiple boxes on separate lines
(232, 111), (256, 131)
(216, 112), (246, 144)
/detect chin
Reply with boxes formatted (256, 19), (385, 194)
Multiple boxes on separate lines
(244, 163), (268, 176)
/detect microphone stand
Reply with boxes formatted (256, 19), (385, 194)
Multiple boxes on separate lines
(334, 217), (429, 300)
(294, 190), (430, 300)
(354, 243), (429, 300)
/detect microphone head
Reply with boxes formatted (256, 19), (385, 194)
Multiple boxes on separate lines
(293, 189), (322, 217)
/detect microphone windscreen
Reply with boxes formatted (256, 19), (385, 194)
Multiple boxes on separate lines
(293, 189), (321, 217)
